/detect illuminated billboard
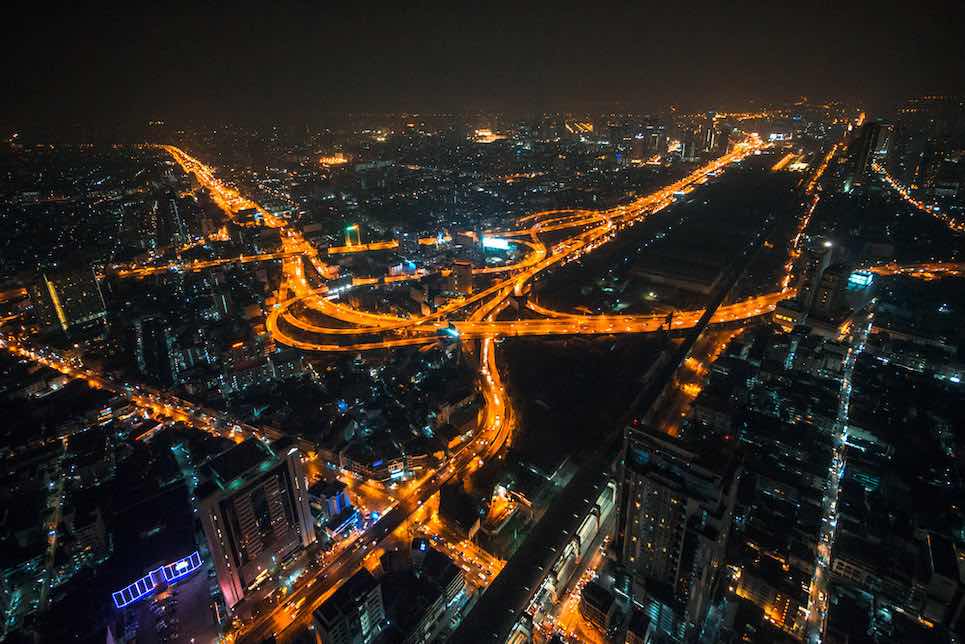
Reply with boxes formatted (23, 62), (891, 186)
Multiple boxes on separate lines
(481, 237), (511, 251)
(848, 271), (874, 288)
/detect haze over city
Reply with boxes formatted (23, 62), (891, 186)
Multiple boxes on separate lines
(1, 3), (964, 644)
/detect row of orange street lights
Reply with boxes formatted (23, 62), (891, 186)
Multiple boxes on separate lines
(874, 162), (965, 234)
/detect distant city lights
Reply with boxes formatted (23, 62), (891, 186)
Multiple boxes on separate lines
(319, 153), (350, 166)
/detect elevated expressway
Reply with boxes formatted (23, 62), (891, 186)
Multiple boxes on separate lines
(262, 137), (781, 353)
(140, 140), (787, 353)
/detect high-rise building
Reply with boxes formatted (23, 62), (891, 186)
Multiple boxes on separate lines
(451, 260), (474, 294)
(795, 238), (832, 313)
(198, 439), (315, 609)
(874, 122), (894, 158)
(700, 112), (716, 152)
(313, 568), (386, 644)
(848, 122), (886, 188)
(811, 262), (850, 319)
(643, 123), (667, 155)
(680, 128), (699, 162)
(618, 426), (739, 641)
(579, 580), (617, 632)
(29, 268), (107, 334)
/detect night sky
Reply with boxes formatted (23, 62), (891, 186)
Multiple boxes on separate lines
(4, 1), (964, 128)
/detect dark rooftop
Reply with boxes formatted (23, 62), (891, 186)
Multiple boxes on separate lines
(201, 438), (275, 490)
(315, 568), (380, 626)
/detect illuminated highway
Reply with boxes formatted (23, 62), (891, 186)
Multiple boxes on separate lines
(151, 140), (772, 356)
(263, 137), (769, 353)
(0, 336), (279, 445)
(868, 261), (965, 280)
(874, 162), (965, 234)
(112, 249), (316, 278)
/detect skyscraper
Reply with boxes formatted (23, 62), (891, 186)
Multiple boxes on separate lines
(618, 426), (739, 641)
(795, 238), (833, 313)
(848, 121), (886, 188)
(643, 123), (667, 155)
(811, 262), (850, 319)
(29, 268), (107, 334)
(198, 439), (315, 609)
(451, 259), (474, 294)
(700, 111), (717, 153)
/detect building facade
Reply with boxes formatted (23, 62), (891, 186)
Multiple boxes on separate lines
(198, 439), (315, 609)
(618, 426), (739, 640)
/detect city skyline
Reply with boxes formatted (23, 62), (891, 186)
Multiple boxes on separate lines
(1, 6), (965, 644)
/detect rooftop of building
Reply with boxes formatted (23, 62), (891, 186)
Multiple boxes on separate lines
(315, 568), (380, 626)
(380, 570), (443, 638)
(200, 437), (276, 491)
(581, 579), (615, 613)
(308, 478), (347, 499)
(625, 423), (739, 489)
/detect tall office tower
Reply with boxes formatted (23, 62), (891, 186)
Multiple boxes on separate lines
(451, 259), (474, 294)
(313, 568), (386, 644)
(700, 111), (717, 152)
(890, 95), (965, 189)
(198, 439), (315, 609)
(848, 121), (885, 187)
(643, 123), (667, 155)
(595, 118), (612, 143)
(29, 268), (107, 334)
(618, 426), (739, 641)
(873, 122), (894, 158)
(811, 262), (850, 319)
(679, 135), (697, 163)
(795, 238), (832, 313)
(885, 123), (919, 185)
(916, 138), (945, 189)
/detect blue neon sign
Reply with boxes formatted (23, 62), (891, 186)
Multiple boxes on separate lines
(112, 551), (203, 609)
